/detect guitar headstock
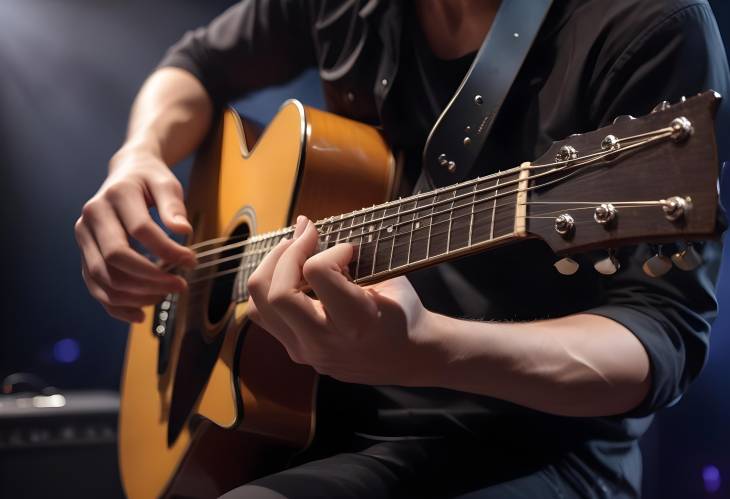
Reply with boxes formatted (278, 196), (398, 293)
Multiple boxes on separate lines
(526, 91), (722, 262)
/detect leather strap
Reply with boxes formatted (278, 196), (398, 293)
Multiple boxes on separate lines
(423, 0), (553, 187)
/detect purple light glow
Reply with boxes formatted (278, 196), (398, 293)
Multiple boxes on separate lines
(703, 465), (721, 494)
(53, 338), (80, 364)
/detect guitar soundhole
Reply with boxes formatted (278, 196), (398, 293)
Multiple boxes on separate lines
(207, 223), (249, 325)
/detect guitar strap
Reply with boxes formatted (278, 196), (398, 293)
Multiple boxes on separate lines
(423, 0), (553, 187)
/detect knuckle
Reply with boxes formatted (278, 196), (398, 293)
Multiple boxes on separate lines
(129, 221), (156, 241)
(246, 275), (263, 299)
(302, 256), (327, 281)
(267, 289), (290, 308)
(86, 263), (106, 283)
(105, 244), (130, 266)
(81, 199), (100, 219)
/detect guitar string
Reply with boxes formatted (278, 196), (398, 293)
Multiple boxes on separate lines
(187, 125), (673, 271)
(183, 200), (668, 286)
(192, 200), (668, 267)
(185, 126), (674, 258)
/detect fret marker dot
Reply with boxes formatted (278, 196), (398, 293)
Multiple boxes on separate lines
(387, 226), (394, 233)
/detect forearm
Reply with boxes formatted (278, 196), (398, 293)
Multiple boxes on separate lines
(117, 67), (213, 167)
(419, 312), (651, 417)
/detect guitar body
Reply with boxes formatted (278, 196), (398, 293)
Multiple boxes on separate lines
(119, 101), (397, 498)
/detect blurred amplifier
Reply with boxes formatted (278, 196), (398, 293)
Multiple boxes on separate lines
(0, 390), (124, 498)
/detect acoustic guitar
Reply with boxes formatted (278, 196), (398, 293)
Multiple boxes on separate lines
(119, 91), (722, 498)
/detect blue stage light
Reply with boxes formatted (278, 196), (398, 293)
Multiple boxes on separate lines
(53, 338), (80, 364)
(703, 465), (722, 494)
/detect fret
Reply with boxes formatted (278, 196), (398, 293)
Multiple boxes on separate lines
(427, 189), (455, 258)
(492, 172), (520, 239)
(409, 194), (435, 262)
(468, 183), (476, 246)
(448, 184), (474, 252)
(323, 217), (337, 249)
(373, 206), (398, 274)
(490, 177), (500, 239)
(387, 202), (403, 270)
(356, 209), (379, 280)
(392, 199), (416, 268)
(348, 210), (366, 279)
(342, 212), (355, 244)
(445, 190), (455, 252)
(471, 176), (502, 244)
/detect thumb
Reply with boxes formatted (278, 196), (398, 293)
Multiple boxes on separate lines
(149, 178), (192, 235)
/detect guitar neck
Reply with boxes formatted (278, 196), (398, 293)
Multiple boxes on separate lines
(235, 164), (530, 299)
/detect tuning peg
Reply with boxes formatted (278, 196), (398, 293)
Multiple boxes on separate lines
(671, 243), (703, 271)
(594, 250), (620, 275)
(642, 246), (672, 277)
(612, 115), (635, 124)
(651, 101), (670, 113)
(554, 257), (580, 275)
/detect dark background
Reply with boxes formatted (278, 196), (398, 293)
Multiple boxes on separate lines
(0, 1), (728, 497)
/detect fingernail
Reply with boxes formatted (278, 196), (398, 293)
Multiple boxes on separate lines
(173, 214), (191, 227)
(293, 216), (307, 239)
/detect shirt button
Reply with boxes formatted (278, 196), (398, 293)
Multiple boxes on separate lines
(346, 91), (355, 103)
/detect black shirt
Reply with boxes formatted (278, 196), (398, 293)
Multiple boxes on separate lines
(159, 1), (730, 496)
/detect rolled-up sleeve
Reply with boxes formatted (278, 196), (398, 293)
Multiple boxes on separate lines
(159, 0), (317, 106)
(586, 2), (729, 417)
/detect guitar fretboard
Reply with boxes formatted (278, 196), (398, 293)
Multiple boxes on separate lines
(233, 169), (525, 301)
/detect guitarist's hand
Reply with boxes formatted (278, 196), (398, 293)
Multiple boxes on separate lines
(75, 148), (196, 323)
(247, 216), (439, 385)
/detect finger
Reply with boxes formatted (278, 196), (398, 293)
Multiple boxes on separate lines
(268, 221), (327, 332)
(303, 242), (375, 331)
(246, 215), (306, 300)
(109, 184), (195, 264)
(83, 263), (163, 307)
(76, 217), (185, 294)
(147, 177), (193, 235)
(104, 304), (145, 323)
(246, 237), (299, 345)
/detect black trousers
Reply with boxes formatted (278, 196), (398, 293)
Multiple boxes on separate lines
(218, 436), (582, 499)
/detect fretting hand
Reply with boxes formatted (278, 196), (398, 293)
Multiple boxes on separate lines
(247, 216), (439, 385)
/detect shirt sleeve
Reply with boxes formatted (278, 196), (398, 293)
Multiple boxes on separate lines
(158, 0), (317, 106)
(585, 2), (730, 417)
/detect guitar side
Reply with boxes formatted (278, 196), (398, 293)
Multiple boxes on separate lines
(119, 101), (396, 498)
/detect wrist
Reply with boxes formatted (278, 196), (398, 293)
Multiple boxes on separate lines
(405, 310), (455, 387)
(110, 137), (163, 173)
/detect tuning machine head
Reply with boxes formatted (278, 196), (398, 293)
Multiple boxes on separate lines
(642, 245), (672, 277)
(651, 101), (671, 113)
(554, 257), (580, 276)
(594, 250), (620, 275)
(612, 114), (636, 124)
(671, 243), (703, 271)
